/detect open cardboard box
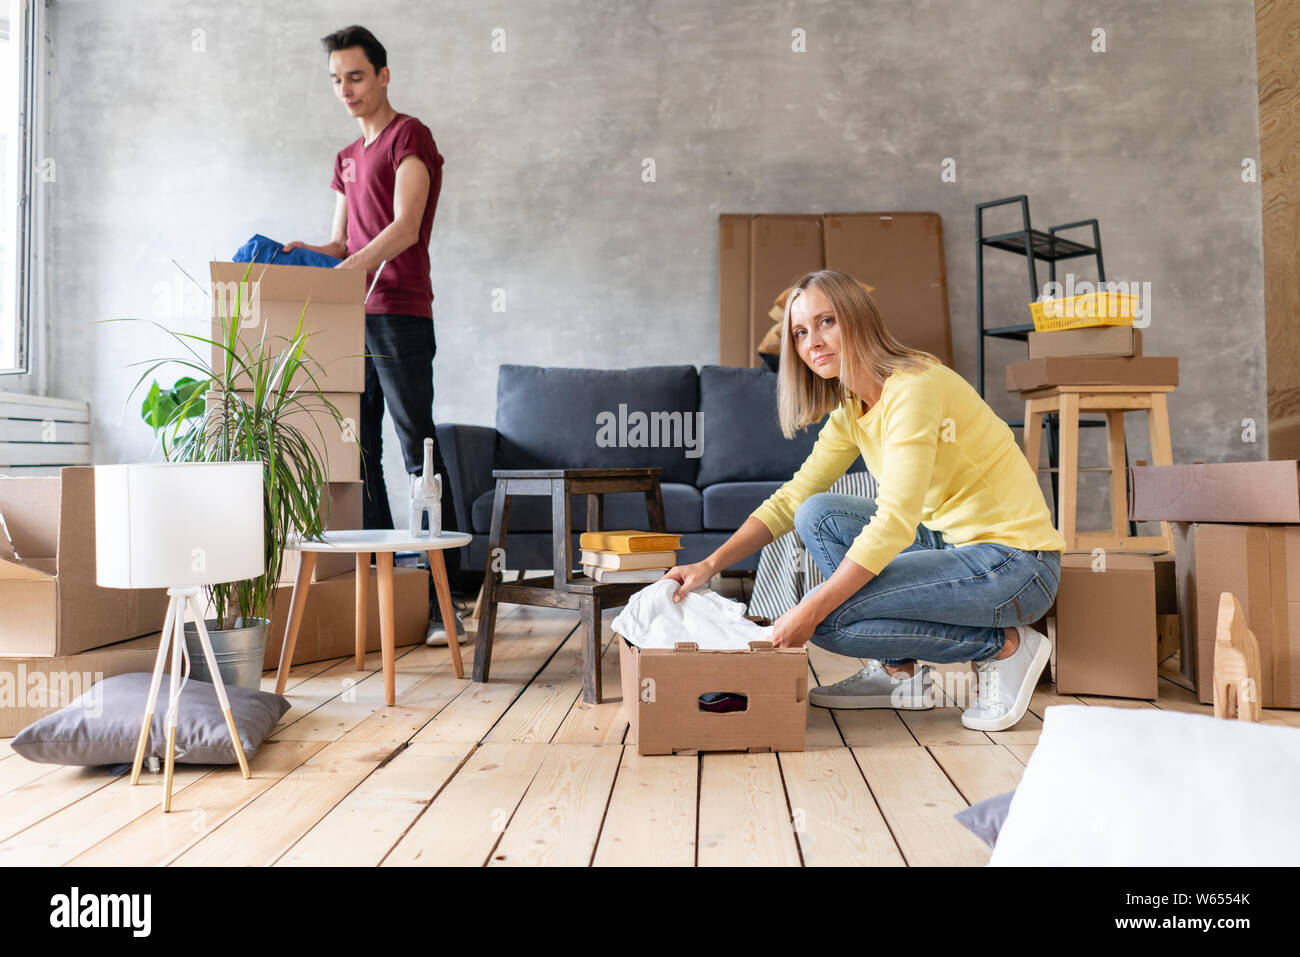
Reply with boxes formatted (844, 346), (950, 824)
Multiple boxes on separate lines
(0, 467), (170, 658)
(210, 261), (365, 393)
(619, 616), (807, 755)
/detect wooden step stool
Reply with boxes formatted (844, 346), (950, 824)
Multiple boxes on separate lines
(1019, 383), (1175, 552)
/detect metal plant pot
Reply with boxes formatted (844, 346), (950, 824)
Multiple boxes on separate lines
(183, 618), (270, 691)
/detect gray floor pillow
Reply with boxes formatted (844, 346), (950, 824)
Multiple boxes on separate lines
(11, 672), (289, 766)
(954, 790), (1015, 848)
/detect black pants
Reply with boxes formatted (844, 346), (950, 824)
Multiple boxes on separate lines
(360, 313), (461, 589)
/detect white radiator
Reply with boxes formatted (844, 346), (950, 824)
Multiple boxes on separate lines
(0, 392), (91, 474)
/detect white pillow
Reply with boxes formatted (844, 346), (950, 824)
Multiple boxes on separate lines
(990, 705), (1300, 866)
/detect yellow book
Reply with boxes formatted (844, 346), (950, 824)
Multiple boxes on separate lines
(578, 529), (682, 553)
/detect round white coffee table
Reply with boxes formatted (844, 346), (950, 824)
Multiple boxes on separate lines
(276, 530), (473, 705)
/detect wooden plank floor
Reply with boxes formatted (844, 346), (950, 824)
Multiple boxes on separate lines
(0, 597), (1265, 867)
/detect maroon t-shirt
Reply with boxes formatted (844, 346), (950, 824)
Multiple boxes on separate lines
(330, 113), (443, 317)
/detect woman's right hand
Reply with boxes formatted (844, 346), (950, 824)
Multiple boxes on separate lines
(662, 559), (717, 602)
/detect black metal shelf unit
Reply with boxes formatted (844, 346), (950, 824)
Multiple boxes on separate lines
(974, 195), (1133, 533)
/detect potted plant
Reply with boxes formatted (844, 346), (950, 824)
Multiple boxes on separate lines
(114, 263), (349, 688)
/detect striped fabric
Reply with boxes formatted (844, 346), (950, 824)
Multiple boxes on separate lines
(747, 469), (878, 619)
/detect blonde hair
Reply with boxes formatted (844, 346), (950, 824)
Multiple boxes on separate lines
(775, 269), (941, 438)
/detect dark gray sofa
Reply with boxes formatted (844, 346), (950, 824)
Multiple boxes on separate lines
(435, 364), (867, 575)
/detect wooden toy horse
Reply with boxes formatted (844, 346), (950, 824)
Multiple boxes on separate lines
(1214, 591), (1261, 722)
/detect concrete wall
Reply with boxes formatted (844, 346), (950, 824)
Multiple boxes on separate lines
(43, 0), (1265, 527)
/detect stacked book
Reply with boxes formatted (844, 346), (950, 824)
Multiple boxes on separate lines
(579, 529), (682, 583)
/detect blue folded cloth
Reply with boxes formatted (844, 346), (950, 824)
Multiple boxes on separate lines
(232, 234), (341, 268)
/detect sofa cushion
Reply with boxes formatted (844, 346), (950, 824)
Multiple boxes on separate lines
(495, 364), (700, 486)
(701, 481), (785, 531)
(471, 482), (703, 534)
(697, 365), (862, 486)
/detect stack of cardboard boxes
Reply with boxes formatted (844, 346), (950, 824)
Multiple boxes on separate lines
(209, 262), (427, 670)
(1130, 461), (1300, 709)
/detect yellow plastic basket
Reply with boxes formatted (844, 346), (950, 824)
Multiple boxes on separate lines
(1029, 291), (1138, 332)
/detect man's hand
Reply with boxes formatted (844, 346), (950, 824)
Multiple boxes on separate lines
(770, 601), (820, 649)
(282, 241), (304, 253)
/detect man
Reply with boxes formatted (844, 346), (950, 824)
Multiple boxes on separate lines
(285, 25), (465, 644)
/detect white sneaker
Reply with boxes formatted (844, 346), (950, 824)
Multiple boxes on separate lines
(809, 661), (935, 710)
(961, 624), (1051, 731)
(425, 609), (469, 646)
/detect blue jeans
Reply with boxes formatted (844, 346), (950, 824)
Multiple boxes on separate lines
(794, 493), (1061, 665)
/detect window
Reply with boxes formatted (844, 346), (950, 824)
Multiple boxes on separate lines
(1, 2), (35, 376)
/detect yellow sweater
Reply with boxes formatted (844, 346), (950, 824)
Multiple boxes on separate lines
(751, 359), (1067, 575)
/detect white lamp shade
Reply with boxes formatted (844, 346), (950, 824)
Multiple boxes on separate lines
(94, 462), (265, 588)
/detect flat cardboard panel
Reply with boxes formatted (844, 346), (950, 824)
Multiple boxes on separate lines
(210, 261), (365, 393)
(1055, 551), (1157, 699)
(0, 468), (170, 658)
(719, 212), (955, 371)
(748, 215), (824, 368)
(718, 214), (753, 367)
(1129, 461), (1300, 523)
(263, 565), (427, 668)
(823, 213), (954, 367)
(1028, 326), (1142, 359)
(0, 633), (163, 736)
(279, 482), (364, 584)
(1007, 355), (1178, 392)
(619, 637), (806, 755)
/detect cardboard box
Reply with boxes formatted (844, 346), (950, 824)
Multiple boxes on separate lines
(1153, 552), (1177, 613)
(1153, 552), (1179, 662)
(1006, 355), (1178, 392)
(210, 261), (365, 393)
(1027, 326), (1142, 359)
(1054, 551), (1157, 699)
(264, 565), (428, 669)
(279, 481), (364, 584)
(1173, 522), (1300, 709)
(0, 632), (162, 736)
(221, 391), (361, 484)
(1129, 460), (1300, 523)
(618, 634), (807, 755)
(0, 467), (171, 658)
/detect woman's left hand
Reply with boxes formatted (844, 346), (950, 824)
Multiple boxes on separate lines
(770, 602), (819, 648)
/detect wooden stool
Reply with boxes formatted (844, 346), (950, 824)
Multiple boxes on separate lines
(1020, 384), (1175, 552)
(473, 467), (667, 704)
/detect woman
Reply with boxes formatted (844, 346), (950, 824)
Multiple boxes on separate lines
(665, 269), (1066, 731)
